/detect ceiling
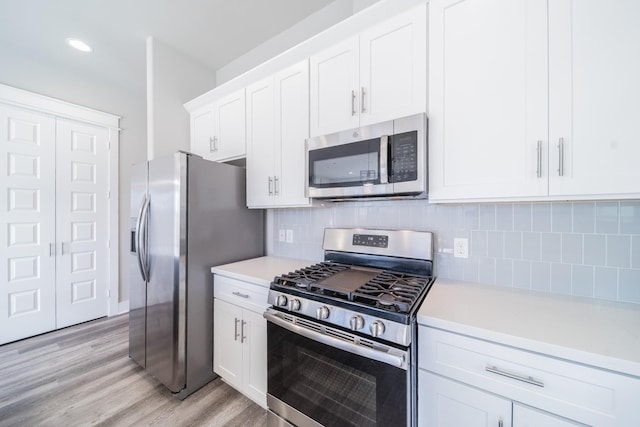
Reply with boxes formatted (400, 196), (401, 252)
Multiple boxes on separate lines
(0, 0), (336, 96)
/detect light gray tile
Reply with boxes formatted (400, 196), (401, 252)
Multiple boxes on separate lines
(478, 258), (496, 285)
(471, 230), (488, 257)
(463, 258), (479, 282)
(572, 265), (594, 297)
(504, 232), (522, 259)
(479, 205), (496, 230)
(532, 203), (552, 232)
(584, 234), (606, 266)
(550, 263), (572, 295)
(620, 201), (640, 234)
(573, 202), (595, 233)
(541, 233), (561, 263)
(607, 235), (631, 268)
(552, 203), (573, 232)
(451, 205), (465, 230)
(596, 202), (619, 234)
(513, 204), (532, 231)
(595, 267), (618, 301)
(495, 259), (513, 287)
(562, 233), (583, 264)
(496, 204), (513, 231)
(487, 231), (504, 258)
(522, 232), (541, 261)
(619, 269), (640, 304)
(633, 236), (640, 269)
(531, 262), (551, 292)
(464, 205), (480, 230)
(435, 253), (451, 278)
(513, 260), (531, 289)
(449, 258), (465, 281)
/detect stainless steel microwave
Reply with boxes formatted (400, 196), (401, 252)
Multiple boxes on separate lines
(305, 113), (427, 199)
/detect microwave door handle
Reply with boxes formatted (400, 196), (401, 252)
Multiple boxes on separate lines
(380, 135), (389, 184)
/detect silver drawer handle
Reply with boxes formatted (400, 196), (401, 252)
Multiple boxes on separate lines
(485, 365), (544, 388)
(232, 291), (249, 299)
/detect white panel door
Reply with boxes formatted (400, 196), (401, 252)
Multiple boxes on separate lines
(55, 119), (109, 328)
(212, 88), (246, 161)
(548, 0), (640, 197)
(428, 0), (548, 201)
(0, 105), (56, 344)
(419, 370), (512, 427)
(242, 309), (267, 408)
(514, 403), (585, 427)
(191, 105), (215, 160)
(309, 36), (359, 137)
(213, 299), (243, 390)
(246, 76), (275, 208)
(360, 4), (427, 126)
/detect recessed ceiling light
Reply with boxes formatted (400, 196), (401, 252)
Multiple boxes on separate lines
(66, 38), (93, 53)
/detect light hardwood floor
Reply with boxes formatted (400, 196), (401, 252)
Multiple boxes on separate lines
(0, 314), (267, 426)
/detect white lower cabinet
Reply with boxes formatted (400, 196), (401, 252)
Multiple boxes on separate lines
(213, 275), (268, 408)
(418, 326), (640, 426)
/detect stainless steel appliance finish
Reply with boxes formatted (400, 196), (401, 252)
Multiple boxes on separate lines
(129, 152), (264, 398)
(305, 113), (427, 200)
(265, 228), (434, 427)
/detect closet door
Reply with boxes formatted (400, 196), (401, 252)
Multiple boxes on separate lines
(55, 119), (109, 328)
(0, 105), (56, 344)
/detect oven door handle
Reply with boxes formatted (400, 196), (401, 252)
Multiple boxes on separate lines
(264, 310), (408, 370)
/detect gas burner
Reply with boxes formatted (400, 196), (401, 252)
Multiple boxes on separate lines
(273, 262), (348, 290)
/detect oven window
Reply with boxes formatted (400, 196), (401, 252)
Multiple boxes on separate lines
(309, 138), (381, 187)
(268, 322), (407, 427)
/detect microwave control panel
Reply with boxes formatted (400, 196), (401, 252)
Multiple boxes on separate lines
(390, 131), (418, 183)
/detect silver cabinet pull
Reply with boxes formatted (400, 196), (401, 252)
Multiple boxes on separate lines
(536, 140), (543, 178)
(49, 243), (55, 257)
(232, 291), (249, 299)
(274, 176), (280, 196)
(379, 135), (389, 184)
(485, 365), (544, 387)
(351, 90), (357, 116)
(268, 176), (274, 195)
(498, 420), (503, 427)
(61, 242), (69, 255)
(241, 320), (247, 344)
(558, 137), (565, 176)
(210, 136), (218, 152)
(234, 317), (240, 341)
(361, 87), (366, 113)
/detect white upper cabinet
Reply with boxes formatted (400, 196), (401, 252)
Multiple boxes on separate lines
(310, 4), (427, 137)
(191, 88), (246, 162)
(548, 0), (640, 198)
(429, 0), (640, 202)
(246, 60), (310, 208)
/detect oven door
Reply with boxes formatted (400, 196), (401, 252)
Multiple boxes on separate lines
(264, 309), (410, 427)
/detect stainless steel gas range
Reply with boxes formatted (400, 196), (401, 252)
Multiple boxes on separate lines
(264, 228), (435, 427)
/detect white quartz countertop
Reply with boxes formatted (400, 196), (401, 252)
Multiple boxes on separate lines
(211, 256), (314, 287)
(418, 278), (640, 378)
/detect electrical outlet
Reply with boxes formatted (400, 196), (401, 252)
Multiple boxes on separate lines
(278, 229), (285, 242)
(286, 229), (294, 243)
(453, 238), (469, 258)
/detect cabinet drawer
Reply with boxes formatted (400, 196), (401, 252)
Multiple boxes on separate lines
(419, 326), (640, 426)
(213, 274), (268, 313)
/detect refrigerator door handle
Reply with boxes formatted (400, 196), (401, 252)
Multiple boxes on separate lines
(140, 196), (151, 281)
(135, 195), (148, 282)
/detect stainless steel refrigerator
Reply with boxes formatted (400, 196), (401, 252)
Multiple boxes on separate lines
(129, 151), (264, 398)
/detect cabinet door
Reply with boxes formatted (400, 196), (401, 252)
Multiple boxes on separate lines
(275, 60), (310, 207)
(191, 105), (215, 160)
(359, 4), (427, 126)
(246, 77), (275, 208)
(309, 36), (359, 137)
(419, 370), (511, 427)
(513, 403), (585, 427)
(429, 0), (548, 201)
(242, 309), (267, 408)
(213, 299), (243, 390)
(548, 0), (640, 197)
(0, 105), (56, 344)
(55, 119), (109, 328)
(212, 88), (246, 161)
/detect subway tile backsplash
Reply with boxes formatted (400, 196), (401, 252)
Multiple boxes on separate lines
(268, 200), (640, 304)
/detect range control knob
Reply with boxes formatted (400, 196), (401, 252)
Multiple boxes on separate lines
(275, 295), (288, 307)
(316, 306), (330, 320)
(349, 315), (365, 331)
(289, 298), (301, 311)
(369, 320), (385, 337)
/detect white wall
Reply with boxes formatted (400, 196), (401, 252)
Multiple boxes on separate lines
(146, 37), (216, 159)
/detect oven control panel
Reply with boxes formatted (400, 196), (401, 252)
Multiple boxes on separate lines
(352, 234), (388, 248)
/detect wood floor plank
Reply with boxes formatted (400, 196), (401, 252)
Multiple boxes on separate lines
(0, 314), (267, 426)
